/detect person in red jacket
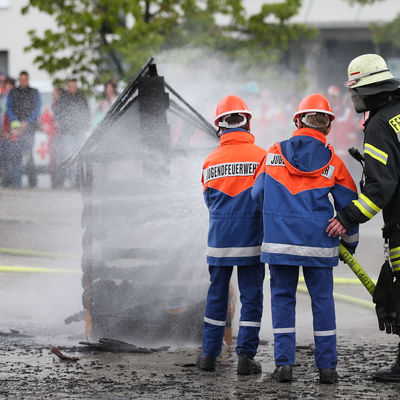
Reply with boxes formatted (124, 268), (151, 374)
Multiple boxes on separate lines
(196, 95), (267, 375)
(326, 85), (359, 165)
(40, 86), (64, 188)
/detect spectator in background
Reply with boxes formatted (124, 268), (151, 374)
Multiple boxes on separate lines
(0, 73), (8, 123)
(0, 72), (6, 96)
(92, 79), (118, 128)
(99, 79), (118, 113)
(52, 78), (90, 188)
(326, 85), (358, 164)
(40, 86), (64, 188)
(6, 71), (41, 188)
(0, 77), (13, 135)
(0, 77), (15, 186)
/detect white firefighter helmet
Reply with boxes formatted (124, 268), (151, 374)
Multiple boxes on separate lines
(345, 54), (394, 89)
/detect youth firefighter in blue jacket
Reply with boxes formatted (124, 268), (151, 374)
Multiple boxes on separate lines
(197, 95), (267, 375)
(252, 94), (359, 384)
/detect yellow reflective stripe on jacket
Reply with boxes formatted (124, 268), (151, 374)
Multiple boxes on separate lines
(364, 143), (388, 165)
(390, 247), (400, 270)
(352, 193), (381, 219)
(390, 246), (400, 256)
(390, 247), (400, 263)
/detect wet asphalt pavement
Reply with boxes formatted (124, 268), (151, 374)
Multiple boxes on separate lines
(1, 184), (400, 399)
(2, 335), (400, 399)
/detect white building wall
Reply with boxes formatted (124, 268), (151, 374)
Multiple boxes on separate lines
(0, 0), (56, 87)
(244, 0), (400, 26)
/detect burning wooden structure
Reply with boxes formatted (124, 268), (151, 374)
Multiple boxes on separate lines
(73, 58), (218, 344)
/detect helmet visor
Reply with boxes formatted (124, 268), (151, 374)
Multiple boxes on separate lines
(345, 68), (390, 89)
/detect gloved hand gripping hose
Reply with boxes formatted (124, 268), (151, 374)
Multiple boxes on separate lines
(373, 260), (400, 335)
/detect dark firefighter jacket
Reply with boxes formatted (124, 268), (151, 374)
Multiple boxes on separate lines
(337, 97), (400, 271)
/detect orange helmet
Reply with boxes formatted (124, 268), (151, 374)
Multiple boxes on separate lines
(214, 95), (252, 128)
(293, 93), (335, 122)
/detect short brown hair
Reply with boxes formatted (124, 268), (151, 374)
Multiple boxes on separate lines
(301, 113), (331, 134)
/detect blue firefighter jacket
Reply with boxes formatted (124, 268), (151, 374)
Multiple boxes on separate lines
(202, 129), (267, 266)
(251, 128), (359, 267)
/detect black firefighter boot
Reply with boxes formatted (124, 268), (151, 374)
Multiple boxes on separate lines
(237, 352), (262, 375)
(319, 368), (338, 384)
(196, 353), (216, 372)
(373, 342), (400, 382)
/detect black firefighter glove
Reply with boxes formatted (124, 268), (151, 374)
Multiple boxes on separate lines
(373, 260), (400, 335)
(375, 306), (400, 334)
(390, 278), (400, 335)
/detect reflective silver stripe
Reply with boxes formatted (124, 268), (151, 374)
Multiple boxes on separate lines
(207, 246), (261, 258)
(342, 232), (359, 243)
(353, 196), (379, 219)
(391, 253), (400, 261)
(390, 247), (400, 260)
(239, 321), (261, 327)
(314, 329), (336, 337)
(204, 317), (226, 327)
(364, 143), (388, 165)
(273, 327), (296, 334)
(262, 242), (339, 258)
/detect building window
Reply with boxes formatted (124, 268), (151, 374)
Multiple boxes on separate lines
(0, 51), (8, 74)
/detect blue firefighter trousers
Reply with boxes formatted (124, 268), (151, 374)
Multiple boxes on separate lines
(269, 264), (337, 369)
(202, 263), (265, 358)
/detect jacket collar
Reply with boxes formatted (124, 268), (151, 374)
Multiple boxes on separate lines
(292, 127), (328, 146)
(273, 127), (334, 177)
(220, 129), (255, 145)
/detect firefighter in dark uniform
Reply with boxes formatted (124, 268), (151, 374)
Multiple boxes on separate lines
(326, 53), (400, 382)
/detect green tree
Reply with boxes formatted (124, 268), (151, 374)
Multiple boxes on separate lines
(22, 0), (317, 86)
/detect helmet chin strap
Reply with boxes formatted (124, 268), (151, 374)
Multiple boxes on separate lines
(350, 90), (369, 113)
